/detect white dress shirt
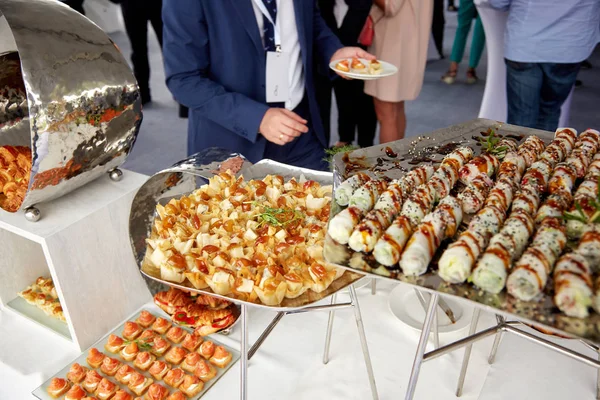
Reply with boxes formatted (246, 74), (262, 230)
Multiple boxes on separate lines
(252, 0), (305, 110)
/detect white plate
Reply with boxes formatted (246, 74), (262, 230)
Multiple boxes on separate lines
(388, 284), (472, 334)
(329, 58), (398, 80)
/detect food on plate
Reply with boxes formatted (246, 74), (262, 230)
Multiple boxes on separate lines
(164, 367), (186, 388)
(554, 252), (593, 318)
(123, 321), (143, 340)
(18, 276), (65, 322)
(115, 364), (136, 385)
(194, 359), (217, 382)
(113, 390), (133, 400)
(47, 377), (71, 398)
(350, 58), (366, 73)
(181, 351), (203, 373)
(139, 329), (157, 342)
(67, 363), (89, 384)
(133, 351), (156, 371)
(348, 178), (388, 212)
(209, 345), (232, 368)
(458, 174), (493, 214)
(335, 172), (371, 206)
(95, 378), (117, 400)
(166, 391), (187, 400)
(458, 153), (500, 185)
(166, 326), (186, 343)
(105, 334), (126, 353)
(128, 372), (153, 396)
(164, 346), (188, 365)
(144, 383), (169, 400)
(335, 59), (350, 73)
(137, 310), (157, 328)
(372, 215), (412, 267)
(369, 59), (382, 75)
(120, 341), (140, 361)
(144, 173), (341, 306)
(149, 360), (170, 381)
(65, 385), (87, 400)
(181, 333), (203, 352)
(100, 356), (122, 376)
(199, 340), (215, 359)
(0, 145), (32, 212)
(150, 336), (171, 357)
(180, 375), (204, 397)
(151, 317), (172, 334)
(154, 289), (192, 315)
(86, 348), (105, 369)
(82, 370), (103, 393)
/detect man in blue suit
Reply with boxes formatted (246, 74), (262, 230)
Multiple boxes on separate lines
(162, 0), (374, 170)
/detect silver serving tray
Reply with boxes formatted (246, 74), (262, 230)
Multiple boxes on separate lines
(324, 118), (600, 344)
(33, 306), (240, 400)
(129, 148), (364, 311)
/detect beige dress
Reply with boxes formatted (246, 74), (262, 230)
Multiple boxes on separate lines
(364, 0), (434, 103)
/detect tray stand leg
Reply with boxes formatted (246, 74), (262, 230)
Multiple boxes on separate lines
(240, 304), (249, 400)
(248, 312), (285, 361)
(405, 293), (439, 400)
(349, 285), (379, 400)
(371, 279), (377, 295)
(455, 308), (481, 397)
(414, 290), (439, 349)
(488, 314), (505, 365)
(322, 293), (338, 365)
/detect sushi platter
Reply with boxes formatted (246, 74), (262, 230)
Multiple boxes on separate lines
(33, 307), (239, 400)
(324, 118), (600, 344)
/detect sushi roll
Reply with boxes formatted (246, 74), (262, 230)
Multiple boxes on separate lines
(400, 196), (462, 277)
(335, 173), (371, 206)
(458, 153), (499, 185)
(547, 164), (577, 195)
(496, 152), (527, 184)
(521, 159), (553, 194)
(518, 136), (545, 168)
(484, 176), (515, 214)
(512, 185), (540, 216)
(554, 253), (593, 318)
(373, 216), (412, 267)
(535, 193), (572, 225)
(349, 179), (388, 212)
(458, 174), (494, 214)
(430, 147), (474, 198)
(577, 229), (600, 273)
(328, 206), (364, 245)
(348, 209), (390, 253)
(575, 128), (600, 154)
(401, 184), (437, 228)
(399, 165), (435, 197)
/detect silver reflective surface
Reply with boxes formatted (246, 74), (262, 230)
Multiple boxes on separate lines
(324, 118), (600, 344)
(129, 148), (364, 311)
(0, 0), (141, 211)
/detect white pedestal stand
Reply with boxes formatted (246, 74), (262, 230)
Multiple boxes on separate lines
(0, 170), (152, 350)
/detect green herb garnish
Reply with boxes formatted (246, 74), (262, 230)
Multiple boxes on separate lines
(478, 128), (509, 159)
(323, 145), (360, 170)
(124, 338), (154, 351)
(563, 177), (600, 224)
(245, 201), (303, 228)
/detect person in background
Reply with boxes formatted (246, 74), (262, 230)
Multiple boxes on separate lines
(441, 0), (484, 85)
(333, 0), (377, 148)
(109, 0), (163, 105)
(365, 0), (433, 142)
(432, 0), (445, 59)
(315, 0), (337, 143)
(489, 0), (600, 131)
(162, 0), (374, 171)
(60, 0), (85, 15)
(447, 0), (458, 11)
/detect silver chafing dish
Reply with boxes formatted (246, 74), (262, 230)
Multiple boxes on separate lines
(0, 0), (141, 220)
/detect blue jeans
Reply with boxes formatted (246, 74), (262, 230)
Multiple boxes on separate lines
(505, 59), (580, 132)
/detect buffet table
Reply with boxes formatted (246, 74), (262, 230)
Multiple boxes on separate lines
(2, 281), (598, 400)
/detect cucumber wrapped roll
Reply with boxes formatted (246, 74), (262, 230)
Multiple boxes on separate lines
(459, 174), (494, 214)
(335, 173), (371, 206)
(554, 253), (593, 318)
(373, 216), (412, 267)
(349, 179), (388, 212)
(328, 206), (364, 245)
(458, 153), (499, 185)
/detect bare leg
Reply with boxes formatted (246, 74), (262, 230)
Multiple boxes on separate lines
(374, 99), (405, 143)
(456, 308), (481, 397)
(396, 101), (406, 140)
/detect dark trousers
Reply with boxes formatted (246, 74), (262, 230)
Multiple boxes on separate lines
(121, 0), (163, 99)
(505, 59), (580, 132)
(62, 0), (85, 14)
(264, 97), (328, 171)
(432, 0), (445, 57)
(334, 79), (377, 148)
(315, 71), (332, 144)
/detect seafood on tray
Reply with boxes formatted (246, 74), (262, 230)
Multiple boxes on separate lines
(0, 145), (32, 212)
(328, 126), (600, 321)
(42, 310), (235, 400)
(143, 172), (344, 306)
(153, 288), (238, 336)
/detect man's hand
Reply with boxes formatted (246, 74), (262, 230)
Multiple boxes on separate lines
(331, 47), (377, 78)
(259, 108), (309, 145)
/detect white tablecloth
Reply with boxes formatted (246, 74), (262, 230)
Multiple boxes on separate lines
(1, 281), (597, 399)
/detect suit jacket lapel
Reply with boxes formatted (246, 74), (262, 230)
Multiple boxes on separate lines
(232, 0), (263, 55)
(294, 0), (309, 68)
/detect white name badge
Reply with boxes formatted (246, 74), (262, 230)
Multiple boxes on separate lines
(266, 51), (290, 103)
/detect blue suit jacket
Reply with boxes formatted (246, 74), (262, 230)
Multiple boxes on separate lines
(162, 0), (343, 163)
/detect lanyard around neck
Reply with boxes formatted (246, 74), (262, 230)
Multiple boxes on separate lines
(252, 0), (282, 51)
